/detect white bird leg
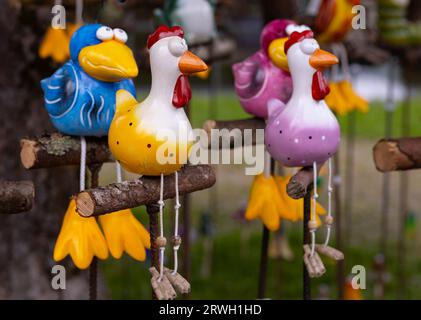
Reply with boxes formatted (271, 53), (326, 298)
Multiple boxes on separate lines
(80, 136), (86, 191)
(324, 157), (333, 247)
(115, 161), (123, 183)
(158, 173), (165, 281)
(310, 161), (318, 257)
(264, 149), (271, 178)
(75, 0), (84, 25)
(172, 171), (181, 275)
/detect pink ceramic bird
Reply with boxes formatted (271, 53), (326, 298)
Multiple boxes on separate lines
(265, 30), (340, 256)
(265, 30), (340, 167)
(232, 19), (294, 119)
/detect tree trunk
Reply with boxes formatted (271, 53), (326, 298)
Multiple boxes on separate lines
(0, 3), (92, 299)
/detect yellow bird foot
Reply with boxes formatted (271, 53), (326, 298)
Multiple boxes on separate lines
(325, 82), (350, 116)
(99, 209), (151, 261)
(66, 23), (82, 38)
(275, 175), (326, 225)
(338, 80), (369, 113)
(39, 27), (70, 63)
(245, 174), (284, 231)
(53, 199), (109, 269)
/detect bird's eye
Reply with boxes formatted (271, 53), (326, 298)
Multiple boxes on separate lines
(169, 38), (187, 57)
(300, 39), (319, 55)
(96, 26), (114, 41)
(113, 28), (128, 43)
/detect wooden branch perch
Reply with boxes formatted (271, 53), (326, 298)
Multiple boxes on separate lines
(373, 137), (421, 172)
(0, 181), (34, 214)
(202, 118), (265, 149)
(20, 133), (113, 169)
(287, 166), (318, 199)
(76, 165), (216, 217)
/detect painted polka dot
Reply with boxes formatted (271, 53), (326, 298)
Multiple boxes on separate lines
(294, 138), (299, 143)
(308, 136), (312, 139)
(279, 130), (282, 134)
(276, 120), (280, 125)
(147, 144), (151, 148)
(321, 136), (326, 140)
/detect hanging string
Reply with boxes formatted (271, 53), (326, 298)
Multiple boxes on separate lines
(263, 149), (271, 178)
(115, 161), (123, 183)
(331, 44), (341, 82)
(172, 171), (181, 275)
(76, 0), (84, 25)
(80, 136), (86, 191)
(305, 0), (322, 15)
(96, 0), (106, 23)
(337, 43), (351, 81)
(310, 161), (318, 256)
(324, 157), (333, 246)
(158, 173), (165, 281)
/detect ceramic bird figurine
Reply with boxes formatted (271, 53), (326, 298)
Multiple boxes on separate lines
(311, 0), (368, 115)
(154, 0), (216, 45)
(232, 19), (294, 119)
(265, 30), (339, 255)
(234, 22), (325, 231)
(232, 20), (295, 230)
(314, 0), (360, 44)
(378, 0), (421, 46)
(41, 24), (138, 136)
(41, 24), (150, 269)
(108, 25), (207, 291)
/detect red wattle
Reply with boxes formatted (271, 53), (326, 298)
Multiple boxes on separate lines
(312, 71), (330, 101)
(172, 75), (192, 108)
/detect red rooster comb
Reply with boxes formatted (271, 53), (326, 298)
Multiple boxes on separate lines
(284, 30), (314, 54)
(147, 25), (184, 49)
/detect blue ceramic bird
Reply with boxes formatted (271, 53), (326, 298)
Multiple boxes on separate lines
(41, 24), (138, 136)
(42, 24), (149, 270)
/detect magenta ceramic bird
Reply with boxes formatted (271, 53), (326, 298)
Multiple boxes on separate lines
(232, 19), (294, 119)
(265, 30), (340, 258)
(265, 30), (340, 167)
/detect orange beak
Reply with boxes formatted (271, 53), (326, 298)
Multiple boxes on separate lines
(309, 49), (339, 70)
(179, 51), (208, 75)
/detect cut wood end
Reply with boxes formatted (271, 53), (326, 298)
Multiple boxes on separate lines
(20, 139), (37, 169)
(203, 120), (216, 147)
(373, 140), (401, 172)
(286, 178), (306, 199)
(76, 192), (95, 217)
(203, 120), (216, 134)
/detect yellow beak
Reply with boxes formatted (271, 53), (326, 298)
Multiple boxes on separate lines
(268, 37), (289, 72)
(79, 40), (139, 82)
(309, 49), (339, 70)
(179, 51), (208, 75)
